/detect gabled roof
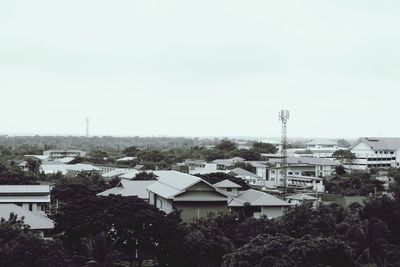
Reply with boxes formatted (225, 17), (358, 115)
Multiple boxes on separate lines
(229, 189), (291, 207)
(248, 161), (268, 168)
(306, 139), (338, 146)
(116, 157), (137, 162)
(97, 180), (156, 199)
(41, 163), (101, 175)
(147, 171), (225, 200)
(119, 170), (141, 179)
(0, 204), (54, 230)
(286, 193), (318, 201)
(102, 168), (132, 178)
(214, 179), (242, 188)
(229, 168), (259, 178)
(350, 137), (400, 150)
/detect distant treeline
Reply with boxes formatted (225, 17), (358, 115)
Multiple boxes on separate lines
(0, 135), (218, 153)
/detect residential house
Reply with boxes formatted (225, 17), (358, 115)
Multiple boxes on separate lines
(147, 171), (229, 222)
(286, 193), (319, 207)
(97, 180), (157, 201)
(0, 185), (50, 214)
(213, 157), (245, 170)
(349, 137), (400, 170)
(213, 179), (242, 197)
(227, 188), (291, 219)
(228, 168), (262, 185)
(213, 180), (291, 219)
(0, 204), (54, 238)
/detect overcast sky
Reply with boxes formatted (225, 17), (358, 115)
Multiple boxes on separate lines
(1, 1), (399, 138)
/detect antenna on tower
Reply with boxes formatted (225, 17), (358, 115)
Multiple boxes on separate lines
(86, 118), (89, 138)
(278, 109), (290, 199)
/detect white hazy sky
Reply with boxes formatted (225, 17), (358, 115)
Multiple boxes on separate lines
(1, 1), (399, 138)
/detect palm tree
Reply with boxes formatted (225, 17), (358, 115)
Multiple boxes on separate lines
(82, 232), (125, 267)
(355, 219), (389, 267)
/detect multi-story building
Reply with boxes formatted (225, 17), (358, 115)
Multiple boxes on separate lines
(305, 139), (340, 158)
(43, 149), (86, 159)
(349, 137), (400, 170)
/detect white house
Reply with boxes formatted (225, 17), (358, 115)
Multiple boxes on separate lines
(213, 179), (242, 197)
(227, 168), (262, 185)
(349, 137), (400, 170)
(305, 139), (340, 158)
(147, 171), (229, 222)
(0, 185), (50, 214)
(286, 193), (319, 207)
(213, 157), (245, 170)
(0, 204), (54, 238)
(228, 189), (291, 219)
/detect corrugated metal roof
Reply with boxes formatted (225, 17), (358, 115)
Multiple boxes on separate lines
(0, 185), (49, 194)
(229, 189), (291, 207)
(286, 193), (317, 201)
(146, 182), (181, 199)
(0, 204), (54, 229)
(97, 180), (156, 199)
(350, 137), (400, 150)
(214, 179), (242, 188)
(229, 168), (259, 178)
(152, 171), (201, 191)
(119, 170), (141, 179)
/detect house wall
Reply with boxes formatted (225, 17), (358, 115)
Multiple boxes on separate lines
(256, 167), (267, 179)
(174, 201), (229, 222)
(261, 206), (286, 219)
(149, 193), (174, 214)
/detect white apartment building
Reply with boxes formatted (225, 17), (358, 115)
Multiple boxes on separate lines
(349, 137), (400, 170)
(305, 139), (340, 158)
(43, 149), (86, 159)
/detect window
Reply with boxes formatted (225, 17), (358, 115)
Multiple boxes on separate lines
(227, 188), (232, 192)
(29, 203), (33, 211)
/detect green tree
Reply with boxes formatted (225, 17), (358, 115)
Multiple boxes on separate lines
(196, 172), (250, 190)
(0, 214), (69, 267)
(26, 158), (41, 173)
(215, 140), (237, 151)
(333, 149), (356, 164)
(51, 172), (108, 205)
(54, 194), (183, 266)
(122, 146), (138, 157)
(81, 232), (125, 267)
(251, 142), (277, 154)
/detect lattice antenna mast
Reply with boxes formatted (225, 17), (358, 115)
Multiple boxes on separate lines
(86, 118), (89, 138)
(279, 110), (290, 199)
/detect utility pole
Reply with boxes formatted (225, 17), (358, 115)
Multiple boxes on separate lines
(279, 110), (290, 199)
(86, 118), (89, 138)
